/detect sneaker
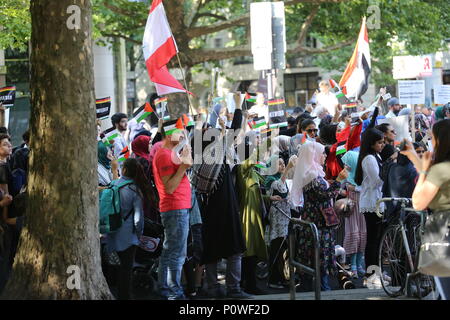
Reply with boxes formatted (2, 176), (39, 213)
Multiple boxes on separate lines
(349, 271), (358, 279)
(268, 282), (285, 289)
(226, 289), (252, 300)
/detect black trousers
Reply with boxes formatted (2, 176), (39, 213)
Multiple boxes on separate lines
(364, 212), (383, 269)
(241, 256), (258, 291)
(116, 245), (136, 300)
(268, 237), (286, 284)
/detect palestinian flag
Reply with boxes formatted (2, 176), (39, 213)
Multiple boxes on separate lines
(249, 116), (267, 130)
(133, 102), (155, 123)
(102, 127), (120, 145)
(339, 17), (371, 100)
(183, 114), (195, 127)
(163, 118), (184, 136)
(0, 86), (16, 108)
(336, 141), (347, 156)
(96, 97), (111, 120)
(255, 161), (267, 169)
(245, 92), (257, 103)
(118, 146), (130, 163)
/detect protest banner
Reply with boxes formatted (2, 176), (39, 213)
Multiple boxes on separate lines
(398, 80), (425, 105)
(268, 98), (287, 128)
(155, 97), (170, 120)
(0, 86), (16, 108)
(378, 115), (412, 144)
(434, 85), (450, 105)
(95, 97), (111, 120)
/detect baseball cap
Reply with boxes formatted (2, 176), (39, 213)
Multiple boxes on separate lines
(387, 97), (400, 107)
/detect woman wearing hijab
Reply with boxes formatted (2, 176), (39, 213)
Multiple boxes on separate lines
(290, 142), (348, 290)
(98, 141), (119, 187)
(341, 151), (367, 278)
(131, 135), (151, 178)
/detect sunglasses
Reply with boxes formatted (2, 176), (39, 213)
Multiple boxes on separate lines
(306, 129), (318, 134)
(416, 150), (424, 154)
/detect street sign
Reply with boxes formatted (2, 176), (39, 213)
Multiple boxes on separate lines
(250, 2), (286, 71)
(250, 2), (273, 71)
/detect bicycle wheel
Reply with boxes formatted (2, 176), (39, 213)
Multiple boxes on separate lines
(379, 225), (408, 297)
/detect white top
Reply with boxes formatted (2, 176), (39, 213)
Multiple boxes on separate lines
(359, 154), (385, 213)
(316, 92), (338, 117)
(385, 110), (397, 118)
(248, 104), (269, 123)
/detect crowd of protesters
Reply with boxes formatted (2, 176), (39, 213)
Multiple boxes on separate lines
(91, 81), (450, 301)
(1, 82), (449, 301)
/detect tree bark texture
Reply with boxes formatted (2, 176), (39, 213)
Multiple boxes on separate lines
(1, 0), (113, 300)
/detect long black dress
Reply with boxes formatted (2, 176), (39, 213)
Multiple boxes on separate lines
(199, 163), (246, 265)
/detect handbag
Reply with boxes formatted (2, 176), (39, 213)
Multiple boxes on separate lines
(321, 206), (340, 227)
(335, 198), (355, 219)
(418, 211), (450, 277)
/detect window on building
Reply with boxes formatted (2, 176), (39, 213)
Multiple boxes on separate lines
(214, 38), (223, 48)
(284, 72), (319, 107)
(443, 70), (450, 85)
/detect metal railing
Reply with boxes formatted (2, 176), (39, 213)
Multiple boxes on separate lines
(288, 217), (321, 300)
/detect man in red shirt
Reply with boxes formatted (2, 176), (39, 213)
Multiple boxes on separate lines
(153, 119), (192, 300)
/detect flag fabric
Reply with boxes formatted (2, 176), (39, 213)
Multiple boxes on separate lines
(0, 86), (16, 108)
(249, 116), (267, 130)
(163, 118), (184, 136)
(336, 141), (347, 156)
(255, 161), (267, 169)
(118, 146), (130, 163)
(102, 127), (120, 145)
(339, 17), (371, 100)
(133, 102), (155, 123)
(142, 0), (189, 96)
(245, 93), (257, 103)
(96, 97), (111, 120)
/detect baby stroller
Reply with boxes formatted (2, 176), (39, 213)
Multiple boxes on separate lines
(132, 217), (164, 297)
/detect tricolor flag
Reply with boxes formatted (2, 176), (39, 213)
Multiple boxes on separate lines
(155, 97), (170, 120)
(249, 116), (267, 130)
(96, 97), (111, 120)
(245, 93), (257, 103)
(255, 161), (267, 169)
(339, 17), (371, 100)
(118, 146), (130, 163)
(102, 127), (120, 145)
(163, 119), (184, 136)
(142, 0), (189, 96)
(0, 86), (16, 108)
(133, 102), (155, 123)
(336, 141), (347, 156)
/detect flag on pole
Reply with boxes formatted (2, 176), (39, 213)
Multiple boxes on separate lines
(133, 102), (155, 123)
(245, 92), (257, 103)
(248, 116), (267, 130)
(339, 17), (371, 100)
(155, 97), (170, 120)
(142, 0), (189, 96)
(102, 127), (120, 146)
(163, 118), (184, 136)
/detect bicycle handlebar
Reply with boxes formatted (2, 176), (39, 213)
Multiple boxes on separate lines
(375, 197), (412, 218)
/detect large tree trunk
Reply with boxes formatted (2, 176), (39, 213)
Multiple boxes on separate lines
(1, 0), (113, 299)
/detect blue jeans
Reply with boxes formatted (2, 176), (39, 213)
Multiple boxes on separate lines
(158, 209), (190, 300)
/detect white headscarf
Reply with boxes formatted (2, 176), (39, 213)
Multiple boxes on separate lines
(272, 135), (291, 154)
(290, 141), (326, 207)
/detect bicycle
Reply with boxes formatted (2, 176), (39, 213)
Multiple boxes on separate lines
(375, 198), (436, 299)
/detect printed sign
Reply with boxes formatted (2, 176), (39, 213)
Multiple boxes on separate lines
(398, 80), (425, 105)
(434, 85), (450, 105)
(96, 97), (111, 120)
(0, 86), (16, 108)
(268, 98), (287, 128)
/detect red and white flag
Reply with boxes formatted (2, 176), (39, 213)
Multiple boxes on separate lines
(339, 17), (371, 100)
(142, 0), (189, 96)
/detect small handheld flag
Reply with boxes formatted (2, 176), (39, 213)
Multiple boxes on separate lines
(96, 97), (111, 120)
(155, 97), (170, 120)
(102, 127), (120, 145)
(118, 146), (130, 162)
(0, 86), (16, 108)
(133, 102), (155, 123)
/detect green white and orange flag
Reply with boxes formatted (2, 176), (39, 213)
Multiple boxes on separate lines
(255, 161), (267, 169)
(118, 146), (130, 162)
(133, 102), (155, 123)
